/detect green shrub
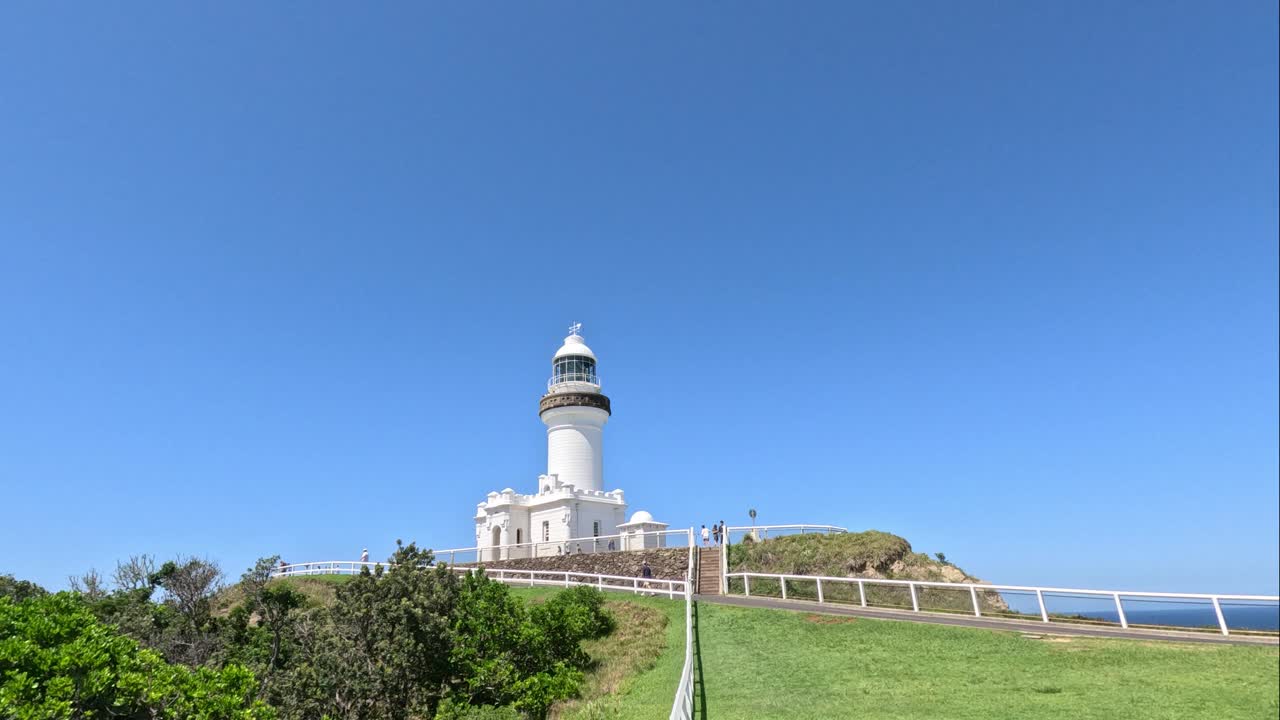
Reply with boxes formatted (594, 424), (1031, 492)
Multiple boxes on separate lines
(0, 574), (46, 603)
(534, 586), (614, 644)
(0, 593), (274, 719)
(434, 697), (523, 719)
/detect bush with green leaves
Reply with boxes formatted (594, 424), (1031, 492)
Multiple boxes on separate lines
(5, 545), (618, 720)
(434, 697), (523, 720)
(0, 574), (47, 603)
(0, 592), (274, 719)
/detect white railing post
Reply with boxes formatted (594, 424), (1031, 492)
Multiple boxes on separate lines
(970, 585), (981, 617)
(668, 581), (675, 599)
(858, 580), (866, 607)
(744, 575), (751, 597)
(1036, 589), (1049, 623)
(720, 532), (728, 595)
(1211, 597), (1229, 636)
(909, 583), (919, 612)
(817, 578), (824, 604)
(633, 577), (639, 593)
(564, 572), (571, 588)
(598, 575), (603, 590)
(1113, 593), (1128, 628)
(781, 576), (788, 600)
(529, 570), (534, 587)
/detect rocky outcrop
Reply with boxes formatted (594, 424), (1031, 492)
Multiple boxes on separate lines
(730, 531), (1009, 612)
(456, 548), (689, 580)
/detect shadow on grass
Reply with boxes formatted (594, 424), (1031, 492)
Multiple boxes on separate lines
(692, 600), (708, 720)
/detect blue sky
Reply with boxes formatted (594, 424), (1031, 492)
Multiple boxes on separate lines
(1, 2), (1276, 596)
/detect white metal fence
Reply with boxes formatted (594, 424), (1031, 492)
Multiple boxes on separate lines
(670, 529), (696, 720)
(274, 560), (384, 577)
(724, 524), (846, 544)
(436, 528), (694, 565)
(726, 571), (1280, 637)
(455, 567), (688, 599)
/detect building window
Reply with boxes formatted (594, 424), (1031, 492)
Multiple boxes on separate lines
(592, 521), (600, 537)
(553, 355), (597, 384)
(516, 529), (522, 545)
(542, 521), (550, 542)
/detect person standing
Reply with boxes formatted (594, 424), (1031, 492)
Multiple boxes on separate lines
(360, 548), (369, 564)
(700, 524), (710, 546)
(712, 522), (722, 546)
(641, 559), (654, 596)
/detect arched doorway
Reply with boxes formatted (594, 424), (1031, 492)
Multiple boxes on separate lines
(491, 526), (503, 561)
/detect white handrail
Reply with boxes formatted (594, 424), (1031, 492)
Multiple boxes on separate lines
(726, 524), (848, 532)
(670, 527), (696, 720)
(725, 571), (1280, 637)
(274, 561), (385, 577)
(725, 524), (847, 541)
(435, 528), (692, 565)
(452, 566), (688, 599)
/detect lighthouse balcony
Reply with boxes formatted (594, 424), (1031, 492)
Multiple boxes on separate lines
(546, 376), (600, 394)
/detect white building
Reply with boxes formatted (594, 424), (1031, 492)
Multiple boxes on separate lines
(475, 325), (664, 560)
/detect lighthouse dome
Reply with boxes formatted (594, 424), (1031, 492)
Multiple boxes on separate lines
(548, 324), (602, 393)
(553, 333), (596, 361)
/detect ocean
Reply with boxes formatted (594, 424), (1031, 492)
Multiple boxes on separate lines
(999, 601), (1280, 632)
(1071, 605), (1279, 632)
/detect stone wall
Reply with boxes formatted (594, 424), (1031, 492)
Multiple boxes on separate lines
(456, 547), (689, 580)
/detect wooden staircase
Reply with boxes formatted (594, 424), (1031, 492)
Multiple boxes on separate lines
(696, 547), (722, 595)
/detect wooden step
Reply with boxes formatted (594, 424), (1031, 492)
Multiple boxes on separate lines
(696, 547), (723, 595)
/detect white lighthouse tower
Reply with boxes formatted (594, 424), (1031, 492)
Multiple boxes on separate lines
(541, 323), (609, 492)
(473, 324), (657, 560)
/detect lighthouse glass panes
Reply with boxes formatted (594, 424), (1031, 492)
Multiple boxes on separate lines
(552, 355), (597, 385)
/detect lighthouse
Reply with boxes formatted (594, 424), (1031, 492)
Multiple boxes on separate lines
(473, 324), (665, 561)
(540, 323), (609, 492)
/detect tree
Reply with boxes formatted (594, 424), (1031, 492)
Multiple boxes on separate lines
(329, 541), (459, 719)
(155, 556), (223, 620)
(113, 553), (158, 592)
(233, 556), (305, 688)
(258, 542), (462, 720)
(67, 568), (107, 601)
(152, 556), (225, 666)
(0, 574), (47, 602)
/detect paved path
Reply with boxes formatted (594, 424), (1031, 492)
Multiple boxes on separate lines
(696, 594), (1279, 646)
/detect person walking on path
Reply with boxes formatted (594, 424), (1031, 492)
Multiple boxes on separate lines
(641, 559), (653, 596)
(700, 525), (710, 547)
(360, 548), (369, 564)
(712, 523), (722, 546)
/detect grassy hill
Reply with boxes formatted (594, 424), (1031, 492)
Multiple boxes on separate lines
(491, 588), (1280, 719)
(223, 574), (1278, 718)
(727, 530), (1009, 612)
(695, 600), (1279, 720)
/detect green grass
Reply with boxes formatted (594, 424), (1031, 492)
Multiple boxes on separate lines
(258, 575), (1280, 719)
(696, 601), (1280, 720)
(508, 588), (686, 720)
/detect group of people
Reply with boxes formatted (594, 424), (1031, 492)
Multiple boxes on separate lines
(700, 520), (728, 547)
